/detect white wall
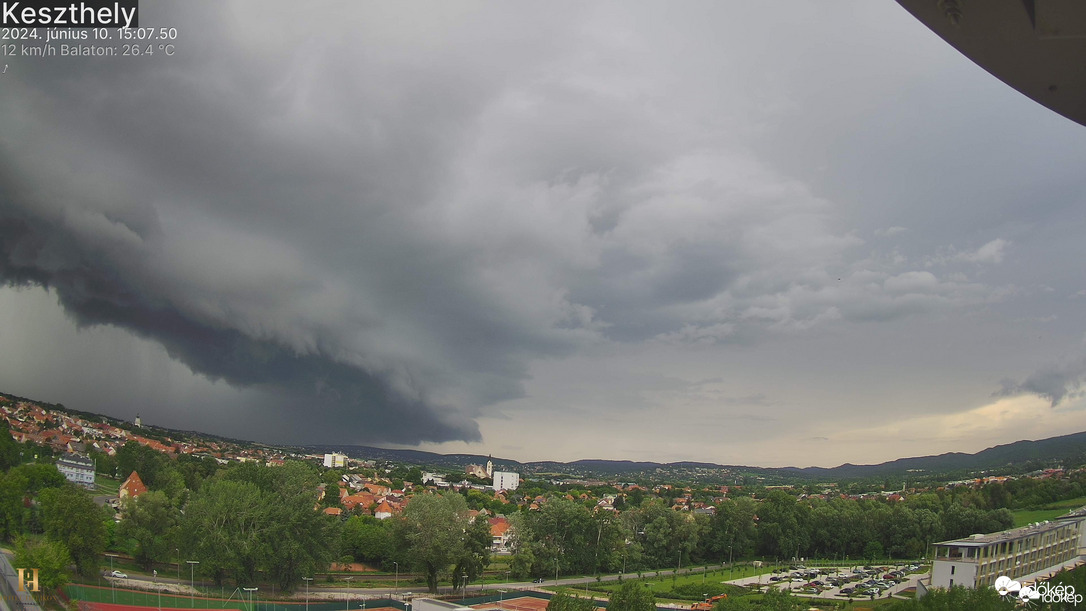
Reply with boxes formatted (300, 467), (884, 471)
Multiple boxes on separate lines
(931, 560), (976, 589)
(492, 471), (519, 491)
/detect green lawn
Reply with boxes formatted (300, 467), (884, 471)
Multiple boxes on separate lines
(1010, 496), (1086, 528)
(95, 475), (121, 496)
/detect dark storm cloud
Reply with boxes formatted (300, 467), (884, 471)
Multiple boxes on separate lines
(1, 0), (1075, 458)
(996, 357), (1086, 407)
(0, 203), (478, 443)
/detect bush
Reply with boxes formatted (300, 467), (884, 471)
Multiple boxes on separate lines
(547, 592), (595, 611)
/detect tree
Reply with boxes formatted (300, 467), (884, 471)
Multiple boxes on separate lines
(38, 485), (106, 576)
(609, 581), (656, 611)
(90, 450), (118, 477)
(323, 469), (344, 488)
(116, 442), (167, 487)
(14, 536), (70, 590)
(622, 500), (700, 570)
(519, 497), (603, 576)
(863, 540), (884, 562)
(175, 453), (221, 492)
(11, 463), (66, 493)
(393, 492), (472, 593)
(453, 514), (492, 590)
(547, 592), (596, 611)
(117, 490), (181, 570)
(883, 586), (1014, 610)
(180, 479), (266, 586)
(0, 421), (21, 471)
(0, 468), (30, 540)
(261, 463), (338, 591)
(715, 588), (806, 611)
(342, 515), (392, 564)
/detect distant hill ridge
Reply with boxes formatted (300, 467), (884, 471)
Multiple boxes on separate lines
(4, 389), (1083, 481)
(309, 431), (1086, 481)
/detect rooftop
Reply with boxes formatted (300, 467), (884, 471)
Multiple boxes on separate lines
(933, 520), (1076, 547)
(57, 453), (93, 468)
(1057, 505), (1086, 519)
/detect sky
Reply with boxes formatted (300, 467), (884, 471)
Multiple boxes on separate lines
(1, 1), (1085, 468)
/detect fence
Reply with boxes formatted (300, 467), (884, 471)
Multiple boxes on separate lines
(65, 586), (408, 611)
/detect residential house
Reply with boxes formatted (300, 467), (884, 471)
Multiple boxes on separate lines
(119, 471), (148, 500)
(56, 453), (95, 489)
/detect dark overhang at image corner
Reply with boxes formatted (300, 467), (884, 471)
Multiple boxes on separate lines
(896, 0), (1086, 128)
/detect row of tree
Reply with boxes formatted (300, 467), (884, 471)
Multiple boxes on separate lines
(501, 490), (1014, 579)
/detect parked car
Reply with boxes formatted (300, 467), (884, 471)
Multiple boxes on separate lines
(110, 571), (127, 578)
(840, 587), (854, 595)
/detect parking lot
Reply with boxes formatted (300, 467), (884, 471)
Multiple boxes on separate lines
(722, 564), (927, 601)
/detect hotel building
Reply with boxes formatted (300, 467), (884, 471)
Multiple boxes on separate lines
(930, 519), (1084, 589)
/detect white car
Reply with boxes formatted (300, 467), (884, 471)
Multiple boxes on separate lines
(110, 570), (127, 578)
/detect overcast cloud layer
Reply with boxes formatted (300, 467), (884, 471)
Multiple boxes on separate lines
(2, 1), (1085, 466)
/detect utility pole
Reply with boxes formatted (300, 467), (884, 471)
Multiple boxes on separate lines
(187, 560), (200, 606)
(243, 587), (258, 611)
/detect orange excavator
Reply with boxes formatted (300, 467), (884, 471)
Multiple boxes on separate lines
(690, 594), (727, 610)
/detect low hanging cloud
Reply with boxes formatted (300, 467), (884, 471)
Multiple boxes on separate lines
(996, 357), (1086, 407)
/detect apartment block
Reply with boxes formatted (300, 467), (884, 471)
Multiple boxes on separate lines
(931, 519), (1083, 589)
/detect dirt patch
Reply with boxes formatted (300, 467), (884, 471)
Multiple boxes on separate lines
(330, 563), (379, 573)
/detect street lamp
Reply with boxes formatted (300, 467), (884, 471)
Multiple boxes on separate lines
(176, 548), (181, 585)
(303, 577), (313, 611)
(106, 553), (118, 603)
(394, 562), (399, 596)
(461, 572), (467, 600)
(498, 589), (506, 610)
(345, 576), (353, 611)
(243, 587), (258, 611)
(187, 560), (200, 605)
(155, 570), (160, 611)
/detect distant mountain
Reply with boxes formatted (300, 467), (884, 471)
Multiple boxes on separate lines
(780, 431), (1086, 480)
(6, 388), (1083, 484)
(307, 431), (1086, 483)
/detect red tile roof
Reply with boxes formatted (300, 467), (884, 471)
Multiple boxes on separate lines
(120, 471), (148, 499)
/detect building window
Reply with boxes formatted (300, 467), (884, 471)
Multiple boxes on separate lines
(951, 566), (955, 575)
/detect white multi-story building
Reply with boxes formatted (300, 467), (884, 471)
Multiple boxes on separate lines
(1055, 506), (1086, 556)
(929, 519), (1084, 590)
(56, 453), (95, 489)
(323, 452), (348, 468)
(492, 471), (519, 491)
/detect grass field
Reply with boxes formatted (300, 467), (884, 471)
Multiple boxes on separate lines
(1010, 496), (1086, 528)
(95, 476), (121, 496)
